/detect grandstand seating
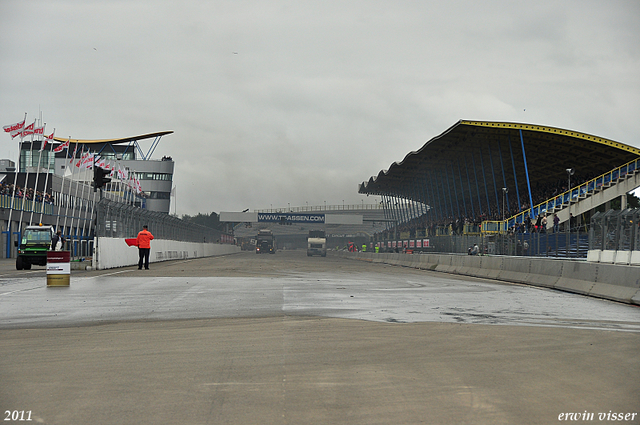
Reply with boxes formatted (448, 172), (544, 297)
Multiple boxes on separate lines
(505, 157), (640, 231)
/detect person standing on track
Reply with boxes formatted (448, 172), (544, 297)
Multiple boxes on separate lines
(136, 225), (154, 270)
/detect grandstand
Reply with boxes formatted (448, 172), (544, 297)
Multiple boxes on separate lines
(358, 120), (640, 257)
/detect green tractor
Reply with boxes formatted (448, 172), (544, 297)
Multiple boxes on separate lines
(16, 225), (55, 270)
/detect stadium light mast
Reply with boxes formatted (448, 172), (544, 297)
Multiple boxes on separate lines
(502, 187), (508, 224)
(566, 168), (575, 191)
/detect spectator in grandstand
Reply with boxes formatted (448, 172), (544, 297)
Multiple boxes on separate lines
(569, 213), (577, 232)
(535, 215), (542, 233)
(553, 214), (560, 233)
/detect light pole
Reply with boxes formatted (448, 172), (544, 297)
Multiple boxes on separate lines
(566, 168), (574, 192)
(502, 187), (508, 225)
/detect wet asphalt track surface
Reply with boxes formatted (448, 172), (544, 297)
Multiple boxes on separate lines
(1, 251), (639, 425)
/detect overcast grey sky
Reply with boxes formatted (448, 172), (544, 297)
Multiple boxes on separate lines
(2, 0), (639, 215)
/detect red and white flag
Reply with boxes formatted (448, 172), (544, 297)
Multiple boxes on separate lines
(117, 165), (128, 180)
(76, 152), (95, 169)
(134, 174), (142, 194)
(34, 125), (45, 137)
(95, 157), (108, 169)
(21, 121), (36, 137)
(53, 137), (70, 153)
(40, 130), (55, 151)
(3, 118), (26, 139)
(68, 144), (78, 163)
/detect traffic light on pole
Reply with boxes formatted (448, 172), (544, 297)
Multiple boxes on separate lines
(93, 166), (111, 191)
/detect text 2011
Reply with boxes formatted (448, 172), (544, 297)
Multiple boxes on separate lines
(4, 411), (32, 421)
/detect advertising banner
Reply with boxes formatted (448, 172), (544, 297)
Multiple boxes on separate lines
(257, 213), (325, 224)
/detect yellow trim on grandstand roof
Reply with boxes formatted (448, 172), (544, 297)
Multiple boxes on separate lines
(460, 120), (640, 156)
(52, 131), (173, 145)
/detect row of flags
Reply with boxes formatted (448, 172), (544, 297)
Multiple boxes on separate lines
(3, 117), (52, 150)
(3, 116), (143, 194)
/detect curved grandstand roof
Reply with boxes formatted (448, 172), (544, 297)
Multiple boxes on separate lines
(359, 120), (640, 205)
(53, 131), (173, 145)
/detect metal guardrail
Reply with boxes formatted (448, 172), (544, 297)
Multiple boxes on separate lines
(256, 203), (383, 213)
(0, 193), (54, 215)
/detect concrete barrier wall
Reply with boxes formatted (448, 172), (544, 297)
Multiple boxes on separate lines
(337, 251), (640, 305)
(94, 237), (240, 270)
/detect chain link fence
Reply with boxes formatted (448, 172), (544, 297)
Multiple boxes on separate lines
(95, 198), (230, 244)
(377, 230), (590, 258)
(589, 209), (640, 252)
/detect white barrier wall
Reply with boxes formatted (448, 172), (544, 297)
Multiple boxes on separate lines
(338, 251), (640, 305)
(93, 237), (240, 270)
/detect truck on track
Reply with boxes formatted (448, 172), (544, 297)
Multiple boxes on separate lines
(256, 229), (275, 254)
(16, 225), (55, 270)
(307, 230), (327, 257)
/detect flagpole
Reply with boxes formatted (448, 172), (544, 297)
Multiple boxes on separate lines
(30, 122), (46, 225)
(55, 138), (72, 231)
(84, 180), (98, 258)
(118, 164), (126, 204)
(69, 153), (90, 258)
(82, 156), (107, 254)
(17, 120), (36, 234)
(62, 144), (81, 234)
(38, 129), (55, 223)
(7, 113), (27, 251)
(64, 156), (83, 245)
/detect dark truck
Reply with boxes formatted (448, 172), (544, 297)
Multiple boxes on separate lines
(255, 229), (275, 254)
(16, 225), (55, 270)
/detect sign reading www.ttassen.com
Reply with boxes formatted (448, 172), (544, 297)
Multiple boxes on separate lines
(257, 213), (325, 223)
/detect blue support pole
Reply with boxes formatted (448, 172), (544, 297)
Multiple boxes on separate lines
(477, 147), (492, 218)
(497, 141), (510, 214)
(385, 194), (396, 233)
(519, 129), (534, 211)
(391, 195), (400, 227)
(411, 180), (421, 221)
(3, 222), (10, 259)
(423, 171), (436, 224)
(401, 191), (410, 224)
(385, 194), (393, 232)
(464, 157), (476, 218)
(457, 161), (468, 217)
(487, 143), (501, 216)
(402, 189), (411, 224)
(428, 170), (443, 222)
(508, 135), (521, 212)
(450, 163), (461, 218)
(380, 194), (388, 231)
(395, 194), (405, 225)
(443, 166), (455, 219)
(471, 153), (483, 216)
(434, 170), (450, 219)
